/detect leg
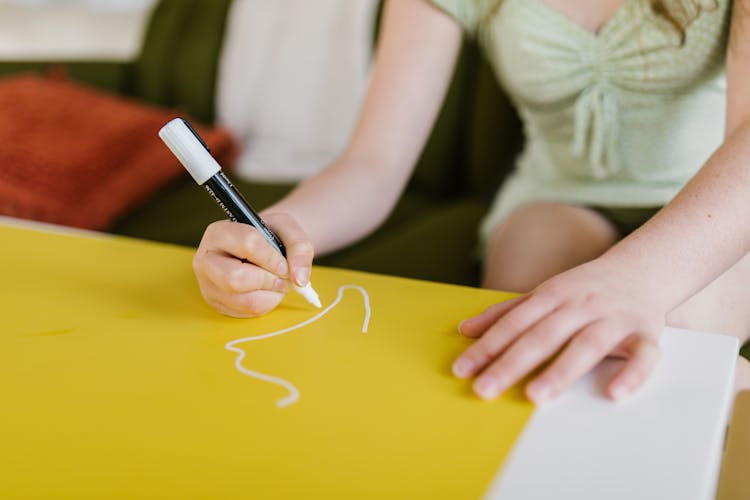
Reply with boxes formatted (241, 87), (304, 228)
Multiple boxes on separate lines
(482, 203), (619, 293)
(667, 252), (750, 341)
(667, 252), (750, 392)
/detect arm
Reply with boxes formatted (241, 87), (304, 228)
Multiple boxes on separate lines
(265, 0), (462, 255)
(603, 0), (750, 312)
(193, 0), (462, 317)
(453, 1), (750, 403)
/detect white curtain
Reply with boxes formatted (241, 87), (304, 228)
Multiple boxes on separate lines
(216, 0), (379, 182)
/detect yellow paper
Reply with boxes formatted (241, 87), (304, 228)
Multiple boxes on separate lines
(0, 224), (533, 499)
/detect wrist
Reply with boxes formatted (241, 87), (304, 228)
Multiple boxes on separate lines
(594, 247), (677, 315)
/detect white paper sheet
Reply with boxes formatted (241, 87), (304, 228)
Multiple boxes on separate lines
(486, 327), (738, 500)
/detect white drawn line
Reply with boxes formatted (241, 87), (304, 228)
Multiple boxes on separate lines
(225, 285), (371, 408)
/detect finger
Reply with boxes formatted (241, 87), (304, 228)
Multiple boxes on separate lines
(196, 278), (251, 317)
(203, 281), (285, 318)
(471, 308), (590, 400)
(263, 213), (314, 287)
(459, 295), (525, 338)
(202, 220), (289, 278)
(452, 295), (557, 379)
(525, 320), (628, 404)
(606, 336), (661, 401)
(197, 252), (287, 294)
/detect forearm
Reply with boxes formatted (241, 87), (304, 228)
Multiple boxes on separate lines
(262, 0), (462, 255)
(263, 152), (407, 255)
(601, 119), (750, 312)
(601, 4), (750, 313)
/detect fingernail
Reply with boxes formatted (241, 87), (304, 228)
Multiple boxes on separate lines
(294, 267), (310, 287)
(452, 358), (474, 378)
(527, 382), (552, 405)
(474, 377), (500, 400)
(276, 260), (288, 277)
(457, 320), (466, 334)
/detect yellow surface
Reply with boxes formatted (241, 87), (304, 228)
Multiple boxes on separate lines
(0, 224), (533, 499)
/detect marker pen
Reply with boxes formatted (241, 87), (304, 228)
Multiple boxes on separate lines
(158, 117), (321, 308)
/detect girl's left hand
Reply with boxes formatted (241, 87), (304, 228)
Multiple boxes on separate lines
(452, 258), (665, 404)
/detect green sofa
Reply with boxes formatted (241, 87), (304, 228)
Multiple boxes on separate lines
(0, 0), (522, 287)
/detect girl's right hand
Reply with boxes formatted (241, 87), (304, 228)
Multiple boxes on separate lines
(192, 214), (315, 318)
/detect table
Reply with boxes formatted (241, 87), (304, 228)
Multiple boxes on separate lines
(716, 390), (750, 500)
(0, 217), (738, 499)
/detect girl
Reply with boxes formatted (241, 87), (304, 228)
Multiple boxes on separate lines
(193, 0), (750, 403)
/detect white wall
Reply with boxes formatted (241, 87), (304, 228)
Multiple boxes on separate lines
(0, 0), (156, 61)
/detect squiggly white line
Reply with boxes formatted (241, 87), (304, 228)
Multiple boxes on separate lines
(225, 285), (371, 408)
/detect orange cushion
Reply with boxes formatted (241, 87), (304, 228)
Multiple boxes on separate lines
(0, 75), (236, 230)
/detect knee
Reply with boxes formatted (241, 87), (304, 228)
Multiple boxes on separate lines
(483, 206), (561, 268)
(481, 203), (615, 293)
(481, 208), (555, 292)
(493, 204), (561, 241)
(667, 280), (750, 341)
(666, 301), (724, 336)
(665, 308), (692, 332)
(482, 258), (538, 293)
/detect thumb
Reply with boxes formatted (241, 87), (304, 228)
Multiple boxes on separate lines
(262, 212), (315, 287)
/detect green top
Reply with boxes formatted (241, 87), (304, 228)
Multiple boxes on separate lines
(431, 0), (731, 240)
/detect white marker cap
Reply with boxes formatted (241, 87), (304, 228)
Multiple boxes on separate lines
(158, 118), (221, 185)
(294, 282), (322, 309)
